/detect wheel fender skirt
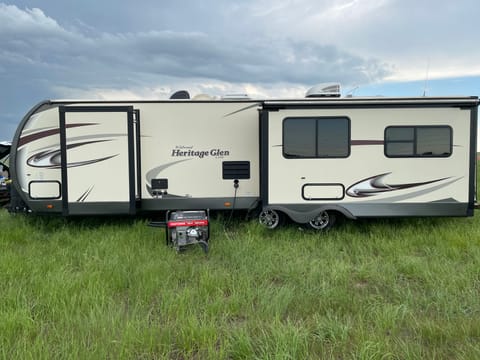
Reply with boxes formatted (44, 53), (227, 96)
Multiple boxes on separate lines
(265, 205), (356, 223)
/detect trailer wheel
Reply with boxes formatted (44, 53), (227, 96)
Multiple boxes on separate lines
(259, 209), (283, 229)
(308, 210), (336, 230)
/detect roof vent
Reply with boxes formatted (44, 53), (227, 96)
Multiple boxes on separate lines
(192, 93), (214, 100)
(170, 90), (190, 99)
(306, 83), (341, 98)
(221, 94), (251, 100)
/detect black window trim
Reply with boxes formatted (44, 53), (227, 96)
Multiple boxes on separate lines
(282, 116), (351, 159)
(384, 125), (453, 158)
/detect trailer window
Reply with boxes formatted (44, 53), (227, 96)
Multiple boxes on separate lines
(385, 126), (452, 157)
(283, 117), (350, 158)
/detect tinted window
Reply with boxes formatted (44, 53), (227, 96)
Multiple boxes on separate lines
(385, 126), (452, 157)
(385, 142), (414, 156)
(283, 118), (316, 157)
(416, 127), (451, 156)
(283, 117), (350, 158)
(385, 127), (414, 142)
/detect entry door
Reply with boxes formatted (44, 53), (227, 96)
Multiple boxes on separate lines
(59, 106), (136, 215)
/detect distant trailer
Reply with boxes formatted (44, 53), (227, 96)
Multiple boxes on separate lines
(9, 91), (479, 229)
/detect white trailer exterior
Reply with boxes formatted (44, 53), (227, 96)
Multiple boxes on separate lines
(9, 96), (478, 228)
(261, 98), (477, 227)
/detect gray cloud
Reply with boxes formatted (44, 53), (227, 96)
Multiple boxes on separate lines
(1, 1), (477, 141)
(0, 2), (393, 141)
(0, 3), (390, 87)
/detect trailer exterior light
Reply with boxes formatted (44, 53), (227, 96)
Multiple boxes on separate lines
(224, 202), (231, 207)
(46, 204), (54, 209)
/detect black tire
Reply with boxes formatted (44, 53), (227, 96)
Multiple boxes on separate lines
(308, 210), (336, 230)
(258, 209), (283, 230)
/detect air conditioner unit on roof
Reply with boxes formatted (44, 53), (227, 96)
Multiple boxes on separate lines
(306, 83), (341, 98)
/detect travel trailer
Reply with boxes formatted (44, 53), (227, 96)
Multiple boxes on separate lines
(9, 87), (479, 229)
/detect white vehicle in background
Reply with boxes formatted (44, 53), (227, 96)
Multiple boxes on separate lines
(0, 141), (11, 206)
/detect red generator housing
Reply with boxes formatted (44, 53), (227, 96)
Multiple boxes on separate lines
(166, 210), (210, 253)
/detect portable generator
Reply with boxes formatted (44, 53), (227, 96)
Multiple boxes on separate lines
(166, 210), (209, 253)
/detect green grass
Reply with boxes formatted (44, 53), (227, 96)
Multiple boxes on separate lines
(0, 209), (479, 359)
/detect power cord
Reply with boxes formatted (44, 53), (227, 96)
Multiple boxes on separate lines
(225, 179), (239, 228)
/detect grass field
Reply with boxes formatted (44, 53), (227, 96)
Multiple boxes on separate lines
(0, 206), (479, 359)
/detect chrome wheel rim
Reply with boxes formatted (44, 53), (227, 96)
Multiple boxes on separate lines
(259, 209), (280, 229)
(309, 211), (330, 230)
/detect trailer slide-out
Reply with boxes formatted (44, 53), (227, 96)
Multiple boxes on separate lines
(9, 90), (479, 230)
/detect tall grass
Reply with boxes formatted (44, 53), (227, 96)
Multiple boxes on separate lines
(0, 208), (479, 359)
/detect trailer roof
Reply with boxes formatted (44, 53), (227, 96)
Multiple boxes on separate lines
(37, 96), (479, 113)
(49, 95), (479, 104)
(264, 96), (479, 107)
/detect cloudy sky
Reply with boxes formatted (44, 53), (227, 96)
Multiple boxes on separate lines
(1, 0), (479, 140)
